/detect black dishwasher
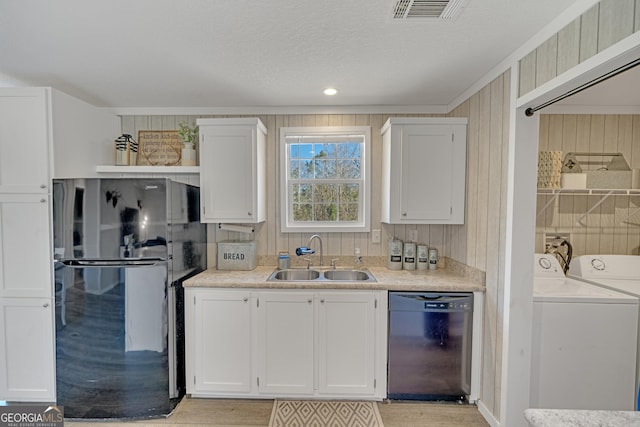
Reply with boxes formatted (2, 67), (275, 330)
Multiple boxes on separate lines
(388, 292), (473, 401)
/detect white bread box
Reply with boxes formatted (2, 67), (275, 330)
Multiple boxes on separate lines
(217, 240), (257, 270)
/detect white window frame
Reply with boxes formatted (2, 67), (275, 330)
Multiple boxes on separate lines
(279, 126), (371, 233)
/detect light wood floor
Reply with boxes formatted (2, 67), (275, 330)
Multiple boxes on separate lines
(67, 397), (490, 427)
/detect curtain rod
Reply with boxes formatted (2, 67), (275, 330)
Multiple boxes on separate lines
(524, 57), (640, 117)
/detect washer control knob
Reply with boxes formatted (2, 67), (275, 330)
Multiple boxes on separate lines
(538, 257), (552, 270)
(591, 258), (606, 271)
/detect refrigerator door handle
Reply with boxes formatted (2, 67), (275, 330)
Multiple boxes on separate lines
(59, 258), (166, 268)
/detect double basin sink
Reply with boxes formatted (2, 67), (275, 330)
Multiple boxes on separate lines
(267, 268), (376, 282)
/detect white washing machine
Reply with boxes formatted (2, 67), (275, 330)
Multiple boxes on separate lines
(569, 254), (640, 410)
(531, 254), (639, 410)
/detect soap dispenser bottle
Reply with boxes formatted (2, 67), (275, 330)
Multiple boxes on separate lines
(354, 248), (362, 268)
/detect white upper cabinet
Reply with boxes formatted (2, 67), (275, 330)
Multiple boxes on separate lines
(381, 117), (467, 224)
(0, 88), (51, 193)
(198, 118), (266, 223)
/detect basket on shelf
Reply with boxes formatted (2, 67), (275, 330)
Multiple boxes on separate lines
(537, 151), (563, 189)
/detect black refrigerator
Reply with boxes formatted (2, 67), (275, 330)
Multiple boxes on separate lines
(52, 178), (206, 419)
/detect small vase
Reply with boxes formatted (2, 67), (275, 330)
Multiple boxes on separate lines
(114, 135), (129, 165)
(128, 136), (138, 166)
(182, 142), (197, 166)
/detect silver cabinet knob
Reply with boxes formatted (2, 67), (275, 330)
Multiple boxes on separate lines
(402, 212), (407, 216)
(320, 299), (325, 304)
(40, 184), (46, 189)
(40, 199), (46, 203)
(248, 212), (253, 216)
(43, 303), (49, 308)
(243, 297), (248, 302)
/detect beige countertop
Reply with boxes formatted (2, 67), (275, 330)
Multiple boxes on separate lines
(184, 265), (484, 292)
(525, 409), (640, 427)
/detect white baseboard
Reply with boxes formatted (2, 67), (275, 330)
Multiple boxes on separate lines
(477, 400), (501, 427)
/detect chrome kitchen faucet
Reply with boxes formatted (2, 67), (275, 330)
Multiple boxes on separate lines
(295, 234), (324, 267)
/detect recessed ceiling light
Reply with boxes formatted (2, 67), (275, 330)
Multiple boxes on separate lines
(323, 88), (338, 96)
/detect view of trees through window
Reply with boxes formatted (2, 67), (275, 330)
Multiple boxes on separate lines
(287, 138), (362, 223)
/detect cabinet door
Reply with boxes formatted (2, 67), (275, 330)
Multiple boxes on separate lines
(317, 292), (377, 396)
(0, 298), (55, 401)
(256, 292), (314, 395)
(187, 289), (252, 394)
(400, 124), (465, 223)
(200, 126), (256, 223)
(0, 194), (52, 298)
(0, 88), (50, 193)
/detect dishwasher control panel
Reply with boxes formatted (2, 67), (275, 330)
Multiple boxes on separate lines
(424, 301), (472, 310)
(389, 292), (473, 312)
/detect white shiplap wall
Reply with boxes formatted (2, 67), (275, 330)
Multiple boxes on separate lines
(537, 114), (640, 256)
(449, 70), (511, 418)
(122, 113), (454, 266)
(520, 0), (640, 97)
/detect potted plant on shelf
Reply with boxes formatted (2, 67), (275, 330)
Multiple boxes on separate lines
(178, 122), (198, 166)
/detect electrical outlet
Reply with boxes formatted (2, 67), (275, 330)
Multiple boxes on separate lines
(544, 232), (571, 250)
(408, 229), (418, 242)
(371, 229), (381, 244)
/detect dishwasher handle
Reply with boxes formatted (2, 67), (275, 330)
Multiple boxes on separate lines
(414, 295), (465, 302)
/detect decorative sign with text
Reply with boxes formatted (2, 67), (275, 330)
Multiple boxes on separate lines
(137, 130), (183, 166)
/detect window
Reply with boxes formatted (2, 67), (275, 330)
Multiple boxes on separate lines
(280, 126), (371, 232)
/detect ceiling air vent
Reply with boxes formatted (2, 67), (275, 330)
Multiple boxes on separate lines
(392, 0), (468, 20)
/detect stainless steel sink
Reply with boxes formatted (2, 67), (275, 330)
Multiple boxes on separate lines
(323, 269), (372, 281)
(267, 268), (376, 282)
(270, 269), (321, 281)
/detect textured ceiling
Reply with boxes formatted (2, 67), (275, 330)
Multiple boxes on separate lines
(0, 0), (580, 109)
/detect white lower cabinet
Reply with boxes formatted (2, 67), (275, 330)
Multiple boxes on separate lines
(0, 298), (55, 401)
(187, 289), (253, 395)
(317, 292), (376, 396)
(256, 292), (315, 395)
(186, 288), (387, 399)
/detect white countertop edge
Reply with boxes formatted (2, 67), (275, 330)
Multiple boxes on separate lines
(183, 266), (485, 292)
(524, 408), (640, 427)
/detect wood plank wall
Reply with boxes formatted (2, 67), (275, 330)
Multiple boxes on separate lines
(519, 0), (640, 97)
(537, 114), (640, 256)
(449, 70), (511, 418)
(122, 113), (458, 267)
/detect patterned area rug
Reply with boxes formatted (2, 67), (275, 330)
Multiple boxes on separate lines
(269, 400), (384, 427)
